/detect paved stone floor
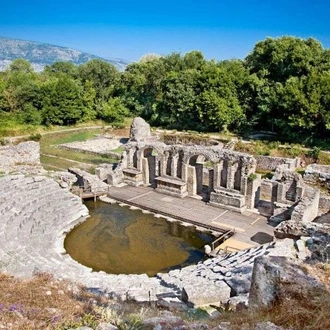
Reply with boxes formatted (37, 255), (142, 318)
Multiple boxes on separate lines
(108, 185), (275, 250)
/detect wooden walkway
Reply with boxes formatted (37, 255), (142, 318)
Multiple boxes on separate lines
(107, 185), (275, 249)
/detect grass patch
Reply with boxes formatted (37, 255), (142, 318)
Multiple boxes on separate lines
(40, 155), (94, 173)
(39, 129), (119, 171)
(0, 272), (153, 330)
(110, 146), (125, 154)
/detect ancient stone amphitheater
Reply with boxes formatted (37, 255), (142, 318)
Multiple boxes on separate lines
(0, 173), (294, 306)
(0, 137), (318, 307)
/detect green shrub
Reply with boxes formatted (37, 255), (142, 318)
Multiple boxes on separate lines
(0, 138), (7, 146)
(28, 133), (42, 141)
(308, 146), (321, 162)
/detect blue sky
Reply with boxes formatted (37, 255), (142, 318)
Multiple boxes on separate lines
(1, 0), (329, 62)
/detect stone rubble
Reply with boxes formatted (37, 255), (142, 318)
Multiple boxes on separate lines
(68, 167), (109, 194)
(249, 255), (322, 308)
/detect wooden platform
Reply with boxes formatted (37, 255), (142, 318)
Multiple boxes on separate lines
(107, 185), (275, 249)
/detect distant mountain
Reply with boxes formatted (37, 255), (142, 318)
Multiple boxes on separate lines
(0, 36), (129, 72)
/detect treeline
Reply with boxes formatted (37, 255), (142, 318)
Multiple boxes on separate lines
(0, 36), (330, 141)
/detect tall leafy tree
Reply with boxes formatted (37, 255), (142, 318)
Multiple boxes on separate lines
(78, 59), (119, 104)
(41, 76), (84, 125)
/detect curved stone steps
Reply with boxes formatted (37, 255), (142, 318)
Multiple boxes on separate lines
(0, 175), (177, 302)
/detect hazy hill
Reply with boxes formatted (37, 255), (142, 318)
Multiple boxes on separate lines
(0, 36), (129, 71)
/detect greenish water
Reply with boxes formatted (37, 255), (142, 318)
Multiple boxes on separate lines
(64, 201), (214, 276)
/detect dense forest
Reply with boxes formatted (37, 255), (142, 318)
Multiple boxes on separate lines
(1, 36), (330, 142)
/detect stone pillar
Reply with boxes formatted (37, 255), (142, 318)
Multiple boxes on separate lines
(171, 154), (179, 178)
(240, 165), (249, 195)
(142, 157), (149, 185)
(208, 168), (214, 192)
(163, 152), (169, 176)
(246, 174), (261, 209)
(226, 161), (235, 189)
(187, 165), (197, 196)
(214, 163), (222, 189)
(181, 163), (188, 182)
(149, 156), (156, 183)
(195, 164), (203, 195)
(127, 149), (134, 168)
(158, 153), (166, 177)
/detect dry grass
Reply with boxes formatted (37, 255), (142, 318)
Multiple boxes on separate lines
(0, 266), (330, 329)
(221, 265), (330, 330)
(0, 273), (99, 330)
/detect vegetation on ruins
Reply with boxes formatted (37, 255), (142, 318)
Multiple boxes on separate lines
(0, 264), (329, 329)
(1, 36), (330, 145)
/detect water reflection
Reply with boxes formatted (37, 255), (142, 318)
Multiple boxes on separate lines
(65, 201), (213, 276)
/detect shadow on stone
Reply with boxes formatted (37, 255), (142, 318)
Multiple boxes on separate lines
(251, 232), (273, 244)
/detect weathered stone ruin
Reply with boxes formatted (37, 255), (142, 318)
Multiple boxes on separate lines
(68, 167), (109, 195)
(104, 141), (258, 212)
(1, 118), (330, 312)
(257, 165), (319, 224)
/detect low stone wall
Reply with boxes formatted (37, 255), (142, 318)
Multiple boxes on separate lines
(0, 141), (40, 172)
(256, 156), (300, 171)
(304, 163), (330, 182)
(163, 134), (222, 147)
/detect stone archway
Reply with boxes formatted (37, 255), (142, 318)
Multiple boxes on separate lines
(186, 155), (214, 201)
(142, 147), (159, 187)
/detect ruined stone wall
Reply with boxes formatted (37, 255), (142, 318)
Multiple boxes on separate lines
(255, 156), (300, 171)
(163, 134), (222, 147)
(304, 164), (330, 182)
(291, 186), (320, 223)
(0, 141), (40, 172)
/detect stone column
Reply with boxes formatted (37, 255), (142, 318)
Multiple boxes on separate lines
(187, 165), (197, 196)
(240, 165), (248, 195)
(195, 164), (203, 194)
(214, 163), (222, 189)
(208, 168), (214, 192)
(142, 157), (149, 185)
(226, 161), (234, 189)
(171, 154), (179, 178)
(181, 163), (188, 182)
(127, 149), (134, 168)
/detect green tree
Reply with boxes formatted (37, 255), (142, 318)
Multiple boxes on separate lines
(44, 61), (77, 78)
(78, 59), (120, 104)
(41, 76), (84, 125)
(197, 90), (243, 132)
(8, 58), (34, 74)
(98, 97), (129, 126)
(156, 70), (199, 129)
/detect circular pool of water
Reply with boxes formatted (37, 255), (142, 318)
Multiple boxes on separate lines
(65, 200), (214, 276)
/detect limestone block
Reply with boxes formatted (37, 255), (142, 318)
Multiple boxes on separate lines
(182, 279), (230, 307)
(225, 265), (254, 294)
(129, 117), (151, 142)
(249, 256), (320, 308)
